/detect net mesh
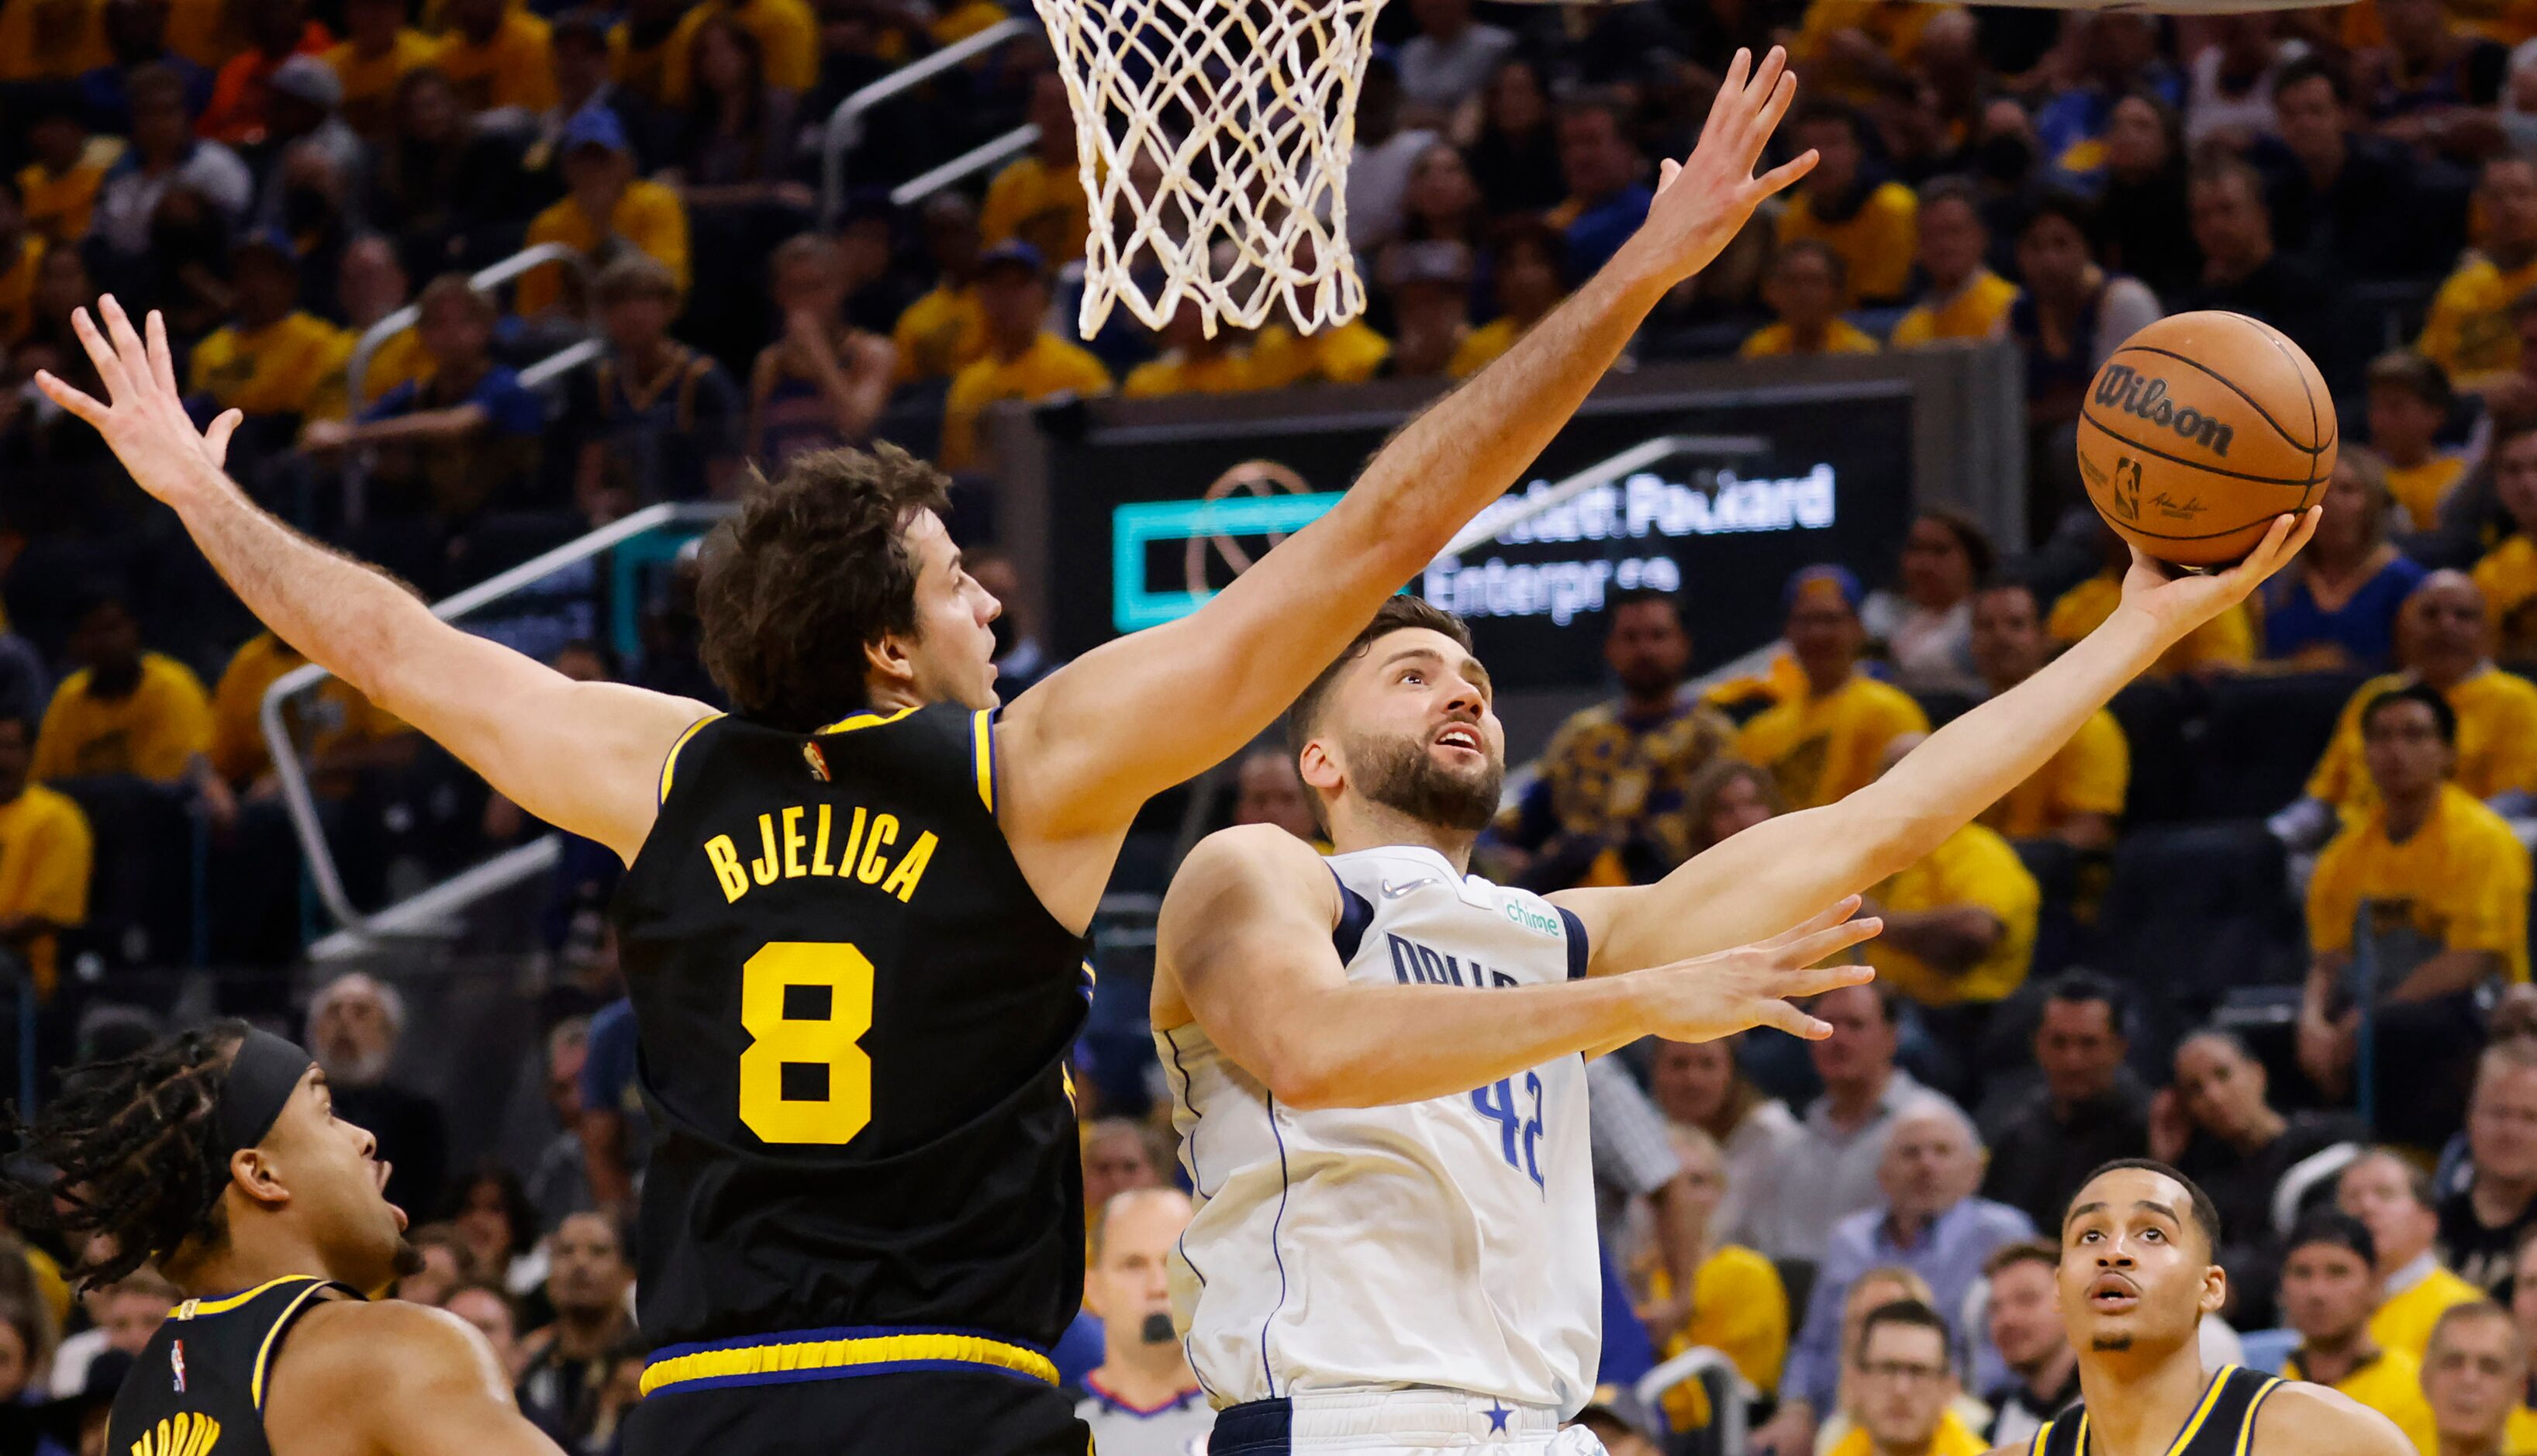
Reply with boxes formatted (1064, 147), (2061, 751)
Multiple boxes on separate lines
(1034, 0), (1383, 336)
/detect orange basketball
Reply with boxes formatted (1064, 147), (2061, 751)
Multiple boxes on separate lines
(2075, 311), (2337, 568)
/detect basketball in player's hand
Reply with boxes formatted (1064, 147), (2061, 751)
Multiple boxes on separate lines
(2075, 311), (2337, 568)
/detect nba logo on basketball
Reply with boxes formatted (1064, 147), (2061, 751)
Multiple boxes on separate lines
(2111, 459), (2143, 523)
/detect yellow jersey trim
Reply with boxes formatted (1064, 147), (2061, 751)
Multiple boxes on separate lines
(2233, 1375), (2281, 1456)
(658, 713), (723, 803)
(972, 710), (994, 813)
(812, 704), (921, 737)
(638, 1329), (1059, 1397)
(2069, 1365), (2239, 1456)
(2030, 1417), (2052, 1456)
(176, 1276), (307, 1320)
(250, 1280), (337, 1409)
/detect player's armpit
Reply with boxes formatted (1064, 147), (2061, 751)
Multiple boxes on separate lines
(2253, 1378), (2418, 1456)
(261, 1300), (567, 1456)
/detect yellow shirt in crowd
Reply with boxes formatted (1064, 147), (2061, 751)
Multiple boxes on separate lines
(1121, 350), (1262, 399)
(938, 331), (1112, 471)
(1825, 1410), (1990, 1456)
(32, 653), (215, 785)
(1776, 181), (1920, 305)
(0, 785), (91, 996)
(516, 180), (691, 316)
(0, 236), (43, 347)
(1891, 271), (2018, 347)
(1645, 1246), (1788, 1431)
(2282, 1347), (2439, 1456)
(1739, 319), (1882, 357)
(0, 0), (109, 81)
(1251, 320), (1392, 388)
(1735, 672), (1929, 811)
(2306, 668), (2537, 816)
(2386, 454), (2467, 535)
(323, 29), (437, 134)
(2307, 782), (2532, 985)
(188, 312), (354, 420)
(1866, 820), (2040, 1006)
(1450, 317), (1521, 378)
(434, 10), (557, 114)
(16, 137), (121, 247)
(658, 0), (816, 102)
(1980, 706), (2128, 840)
(357, 328), (432, 406)
(2049, 571), (2255, 676)
(892, 285), (987, 383)
(2418, 251), (2537, 387)
(2475, 536), (2537, 661)
(2370, 1261), (2488, 1365)
(980, 154), (1091, 262)
(209, 632), (405, 788)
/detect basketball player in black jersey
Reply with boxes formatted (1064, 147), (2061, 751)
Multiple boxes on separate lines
(2, 1022), (561, 1456)
(36, 47), (1828, 1456)
(1982, 1160), (2413, 1456)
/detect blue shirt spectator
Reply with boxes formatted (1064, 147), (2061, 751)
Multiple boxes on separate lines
(1551, 95), (1652, 282)
(1778, 1102), (2037, 1422)
(2258, 454), (2424, 672)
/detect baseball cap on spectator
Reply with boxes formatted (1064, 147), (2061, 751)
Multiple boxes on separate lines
(1785, 564), (1865, 612)
(977, 240), (1046, 281)
(233, 226), (300, 270)
(1575, 1384), (1662, 1443)
(268, 55), (343, 111)
(561, 105), (631, 157)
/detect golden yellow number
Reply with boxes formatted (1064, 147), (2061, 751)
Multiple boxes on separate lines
(737, 941), (875, 1145)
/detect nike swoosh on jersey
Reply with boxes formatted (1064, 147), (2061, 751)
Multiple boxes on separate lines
(1381, 878), (1441, 899)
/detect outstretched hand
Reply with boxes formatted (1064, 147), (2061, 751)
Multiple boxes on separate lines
(2114, 508), (2321, 640)
(34, 295), (244, 506)
(1628, 895), (1882, 1043)
(1629, 47), (1817, 287)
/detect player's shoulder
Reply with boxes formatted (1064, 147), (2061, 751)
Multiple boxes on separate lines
(266, 1297), (509, 1412)
(2256, 1375), (2418, 1456)
(1179, 823), (1331, 888)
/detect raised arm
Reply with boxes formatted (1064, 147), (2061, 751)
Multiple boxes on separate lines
(997, 49), (1817, 843)
(1556, 514), (2321, 974)
(1152, 825), (1878, 1109)
(37, 299), (710, 864)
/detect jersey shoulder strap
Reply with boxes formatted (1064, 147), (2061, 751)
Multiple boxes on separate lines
(2196, 1365), (2283, 1456)
(2034, 1408), (2087, 1456)
(167, 1275), (362, 1409)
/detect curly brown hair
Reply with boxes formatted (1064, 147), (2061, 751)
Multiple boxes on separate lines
(697, 444), (951, 731)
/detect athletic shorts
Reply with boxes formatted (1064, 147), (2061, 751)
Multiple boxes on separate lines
(620, 1365), (1090, 1456)
(1209, 1388), (1611, 1455)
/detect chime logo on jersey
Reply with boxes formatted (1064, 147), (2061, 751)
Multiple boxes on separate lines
(169, 1340), (185, 1393)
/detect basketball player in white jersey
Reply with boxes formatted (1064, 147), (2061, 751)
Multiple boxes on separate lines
(1152, 517), (2317, 1454)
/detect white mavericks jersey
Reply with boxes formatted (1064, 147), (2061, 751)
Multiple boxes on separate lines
(1158, 845), (1601, 1416)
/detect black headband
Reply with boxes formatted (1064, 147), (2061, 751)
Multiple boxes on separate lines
(215, 1030), (312, 1158)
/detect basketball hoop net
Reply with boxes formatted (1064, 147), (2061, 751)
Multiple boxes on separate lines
(1034, 0), (1382, 336)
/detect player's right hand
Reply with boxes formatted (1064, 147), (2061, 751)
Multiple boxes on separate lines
(35, 295), (243, 511)
(1627, 47), (1817, 288)
(1627, 896), (1882, 1043)
(2113, 507), (2321, 640)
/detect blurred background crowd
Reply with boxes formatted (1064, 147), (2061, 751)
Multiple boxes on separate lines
(0, 0), (2535, 1450)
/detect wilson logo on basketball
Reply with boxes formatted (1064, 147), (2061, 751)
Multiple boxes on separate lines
(2092, 365), (2236, 457)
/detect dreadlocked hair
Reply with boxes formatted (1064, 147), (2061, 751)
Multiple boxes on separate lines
(2, 1020), (250, 1289)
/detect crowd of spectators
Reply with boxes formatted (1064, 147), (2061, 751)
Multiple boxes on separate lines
(1, 0), (2536, 1449)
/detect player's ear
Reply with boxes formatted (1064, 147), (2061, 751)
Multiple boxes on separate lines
(862, 632), (913, 698)
(2199, 1260), (2226, 1318)
(228, 1147), (292, 1210)
(1297, 737), (1342, 795)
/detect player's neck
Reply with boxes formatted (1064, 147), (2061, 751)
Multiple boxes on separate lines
(1089, 1342), (1198, 1409)
(2075, 1344), (2215, 1456)
(175, 1230), (340, 1302)
(1327, 802), (1476, 874)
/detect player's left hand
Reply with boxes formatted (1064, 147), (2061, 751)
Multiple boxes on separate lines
(1627, 47), (1817, 288)
(34, 295), (243, 512)
(2113, 508), (2321, 640)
